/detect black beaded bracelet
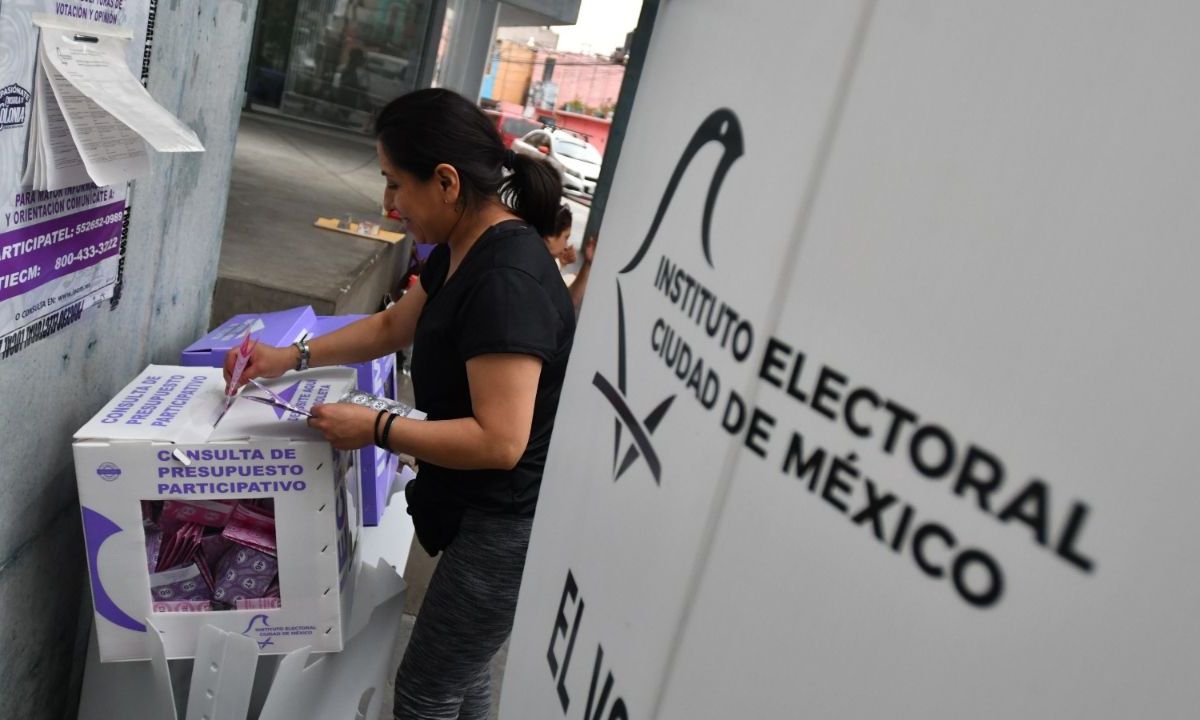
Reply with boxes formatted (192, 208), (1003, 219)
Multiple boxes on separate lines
(373, 409), (389, 448)
(379, 412), (400, 451)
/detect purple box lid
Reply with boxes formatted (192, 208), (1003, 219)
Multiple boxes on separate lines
(181, 306), (316, 367)
(313, 315), (399, 525)
(359, 446), (400, 526)
(311, 315), (394, 396)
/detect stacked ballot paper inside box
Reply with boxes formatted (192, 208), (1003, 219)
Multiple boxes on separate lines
(181, 306), (316, 368)
(311, 314), (405, 526)
(24, 14), (203, 192)
(73, 365), (359, 662)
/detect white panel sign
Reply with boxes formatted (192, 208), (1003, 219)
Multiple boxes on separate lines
(502, 1), (1200, 718)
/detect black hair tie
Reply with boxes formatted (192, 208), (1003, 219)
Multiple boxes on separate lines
(503, 149), (517, 170)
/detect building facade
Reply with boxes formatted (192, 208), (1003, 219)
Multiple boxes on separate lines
(245, 0), (580, 132)
(481, 41), (625, 155)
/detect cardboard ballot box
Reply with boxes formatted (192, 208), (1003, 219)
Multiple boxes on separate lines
(311, 314), (400, 526)
(181, 306), (315, 367)
(73, 365), (357, 662)
(310, 315), (396, 398)
(182, 310), (402, 525)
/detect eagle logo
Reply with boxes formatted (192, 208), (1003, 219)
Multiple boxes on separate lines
(592, 108), (744, 484)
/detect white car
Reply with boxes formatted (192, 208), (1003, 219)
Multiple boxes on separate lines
(512, 128), (603, 196)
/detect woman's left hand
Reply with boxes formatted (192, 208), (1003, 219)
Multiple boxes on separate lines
(308, 402), (378, 450)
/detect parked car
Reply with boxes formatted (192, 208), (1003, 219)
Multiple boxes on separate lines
(512, 127), (603, 196)
(482, 109), (544, 148)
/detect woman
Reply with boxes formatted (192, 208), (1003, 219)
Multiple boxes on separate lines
(544, 203), (574, 264)
(226, 88), (575, 719)
(543, 203), (596, 313)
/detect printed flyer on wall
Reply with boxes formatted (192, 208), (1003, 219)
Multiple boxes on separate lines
(0, 0), (157, 359)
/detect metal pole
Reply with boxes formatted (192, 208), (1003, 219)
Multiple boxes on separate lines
(415, 0), (449, 90)
(582, 0), (660, 244)
(243, 0), (268, 110)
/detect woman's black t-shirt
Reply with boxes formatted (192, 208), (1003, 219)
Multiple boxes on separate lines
(408, 220), (575, 526)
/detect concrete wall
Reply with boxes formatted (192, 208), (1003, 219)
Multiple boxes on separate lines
(535, 48), (625, 118)
(0, 2), (258, 718)
(498, 0), (580, 26)
(438, 0), (579, 101)
(437, 0), (502, 100)
(495, 25), (560, 49)
(492, 40), (536, 106)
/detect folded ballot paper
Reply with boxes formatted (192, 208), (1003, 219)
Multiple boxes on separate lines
(23, 14), (203, 192)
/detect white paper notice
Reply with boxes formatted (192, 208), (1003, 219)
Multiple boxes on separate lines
(40, 26), (204, 153)
(21, 60), (95, 192)
(39, 42), (149, 189)
(34, 63), (94, 190)
(20, 14), (204, 191)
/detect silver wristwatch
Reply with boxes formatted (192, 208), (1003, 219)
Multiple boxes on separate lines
(293, 338), (310, 371)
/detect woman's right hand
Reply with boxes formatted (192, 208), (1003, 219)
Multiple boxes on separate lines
(223, 343), (296, 388)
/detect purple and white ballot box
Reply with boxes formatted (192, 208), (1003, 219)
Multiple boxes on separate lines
(182, 310), (401, 526)
(180, 306), (315, 368)
(72, 365), (358, 662)
(311, 314), (399, 526)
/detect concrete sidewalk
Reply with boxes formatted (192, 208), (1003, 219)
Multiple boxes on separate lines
(216, 111), (589, 331)
(214, 113), (404, 327)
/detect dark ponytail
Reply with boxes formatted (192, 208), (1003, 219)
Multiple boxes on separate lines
(553, 204), (574, 236)
(499, 152), (562, 237)
(375, 88), (562, 236)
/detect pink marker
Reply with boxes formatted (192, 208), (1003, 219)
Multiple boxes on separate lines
(214, 328), (258, 427)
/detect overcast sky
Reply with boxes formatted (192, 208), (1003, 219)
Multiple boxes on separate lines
(551, 0), (645, 54)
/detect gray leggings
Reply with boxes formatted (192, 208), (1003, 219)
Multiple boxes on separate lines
(394, 510), (534, 720)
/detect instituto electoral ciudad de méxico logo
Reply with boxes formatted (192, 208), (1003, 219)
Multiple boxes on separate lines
(242, 614), (274, 649)
(593, 108), (744, 485)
